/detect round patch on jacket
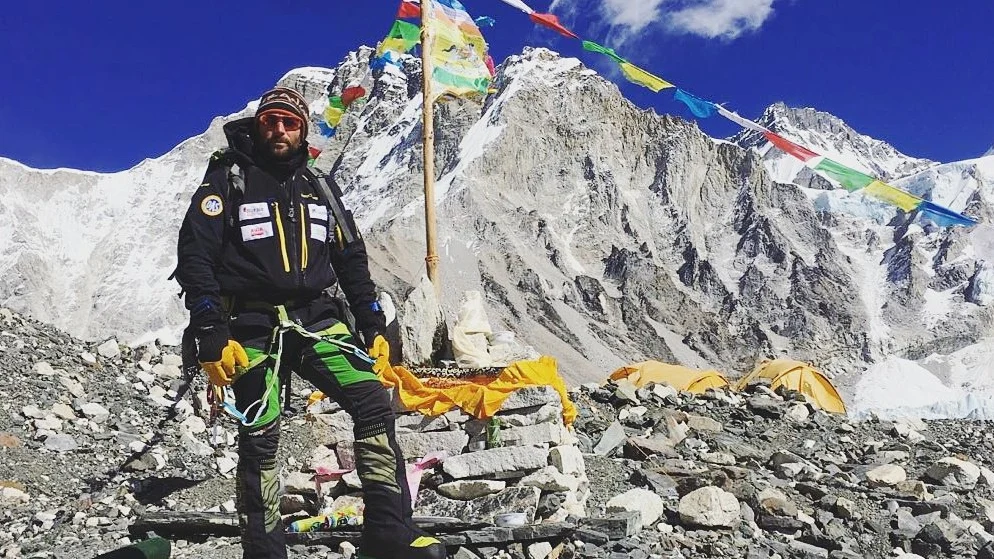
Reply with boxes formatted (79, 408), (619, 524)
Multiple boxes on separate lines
(200, 195), (223, 217)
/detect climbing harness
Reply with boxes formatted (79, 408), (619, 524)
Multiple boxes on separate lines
(212, 304), (374, 429)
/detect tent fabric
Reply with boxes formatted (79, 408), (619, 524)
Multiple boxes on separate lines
(734, 359), (846, 414)
(609, 361), (730, 394)
(376, 356), (577, 424)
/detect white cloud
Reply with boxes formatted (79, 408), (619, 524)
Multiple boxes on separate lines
(549, 0), (779, 42)
(668, 0), (777, 39)
(599, 0), (667, 35)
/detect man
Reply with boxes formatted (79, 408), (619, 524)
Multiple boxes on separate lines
(176, 87), (444, 559)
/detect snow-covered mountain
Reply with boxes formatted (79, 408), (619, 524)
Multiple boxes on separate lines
(2, 46), (993, 398)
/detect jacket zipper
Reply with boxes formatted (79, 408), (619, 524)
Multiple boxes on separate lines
(272, 201), (291, 273)
(299, 202), (309, 270)
(283, 177), (304, 289)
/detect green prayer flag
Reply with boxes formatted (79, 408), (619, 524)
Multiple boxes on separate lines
(814, 158), (875, 192)
(389, 19), (421, 49)
(582, 40), (626, 64)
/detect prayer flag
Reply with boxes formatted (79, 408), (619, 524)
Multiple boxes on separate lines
(425, 0), (491, 98)
(674, 89), (718, 118)
(529, 13), (578, 39)
(619, 62), (674, 92)
(398, 1), (420, 19)
(497, 0), (535, 14)
(813, 158), (875, 192)
(582, 41), (625, 64)
(716, 105), (769, 133)
(764, 131), (819, 162)
(919, 201), (977, 227)
(861, 180), (921, 212)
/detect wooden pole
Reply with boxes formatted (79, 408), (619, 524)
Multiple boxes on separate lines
(421, 0), (440, 293)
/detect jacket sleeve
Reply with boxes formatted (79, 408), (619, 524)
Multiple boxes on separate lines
(328, 207), (386, 343)
(176, 170), (228, 330)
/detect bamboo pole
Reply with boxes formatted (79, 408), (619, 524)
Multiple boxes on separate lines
(421, 0), (440, 293)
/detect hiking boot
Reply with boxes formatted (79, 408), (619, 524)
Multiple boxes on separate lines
(357, 534), (446, 559)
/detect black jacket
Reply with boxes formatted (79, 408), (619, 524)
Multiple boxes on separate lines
(176, 117), (385, 340)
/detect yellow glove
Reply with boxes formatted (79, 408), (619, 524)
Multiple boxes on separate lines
(199, 340), (249, 387)
(368, 335), (390, 371)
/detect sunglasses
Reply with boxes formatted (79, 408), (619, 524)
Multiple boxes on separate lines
(258, 113), (304, 131)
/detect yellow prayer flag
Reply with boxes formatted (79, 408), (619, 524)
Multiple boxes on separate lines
(862, 180), (922, 212)
(377, 37), (410, 57)
(619, 62), (674, 92)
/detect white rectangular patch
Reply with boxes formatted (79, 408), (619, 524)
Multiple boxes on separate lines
(310, 224), (328, 242)
(239, 202), (270, 221)
(308, 204), (328, 221)
(241, 222), (274, 242)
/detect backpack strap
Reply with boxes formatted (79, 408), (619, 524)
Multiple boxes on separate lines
(304, 168), (360, 247)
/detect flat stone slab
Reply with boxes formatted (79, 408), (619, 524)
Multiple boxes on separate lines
(415, 486), (542, 524)
(442, 446), (550, 479)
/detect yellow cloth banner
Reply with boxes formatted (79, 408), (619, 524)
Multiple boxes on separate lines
(375, 356), (577, 424)
(619, 62), (674, 92)
(862, 180), (922, 212)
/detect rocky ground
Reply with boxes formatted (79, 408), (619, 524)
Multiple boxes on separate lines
(4, 307), (994, 558)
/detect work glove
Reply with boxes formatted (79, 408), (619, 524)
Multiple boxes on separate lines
(366, 333), (390, 373)
(197, 327), (248, 387)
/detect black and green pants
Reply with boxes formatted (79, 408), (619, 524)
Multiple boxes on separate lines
(229, 308), (415, 559)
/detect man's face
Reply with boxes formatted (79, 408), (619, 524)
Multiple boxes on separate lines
(257, 111), (304, 159)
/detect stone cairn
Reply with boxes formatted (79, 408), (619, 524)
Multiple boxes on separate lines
(283, 384), (588, 557)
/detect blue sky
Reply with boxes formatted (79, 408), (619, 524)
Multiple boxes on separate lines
(1, 0), (991, 172)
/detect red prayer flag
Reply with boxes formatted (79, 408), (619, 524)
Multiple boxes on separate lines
(342, 86), (366, 107)
(308, 146), (322, 161)
(763, 131), (820, 162)
(397, 1), (420, 19)
(485, 54), (496, 77)
(529, 13), (578, 39)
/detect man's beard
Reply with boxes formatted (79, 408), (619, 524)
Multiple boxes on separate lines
(265, 136), (300, 160)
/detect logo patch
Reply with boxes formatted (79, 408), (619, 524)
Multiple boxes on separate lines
(241, 222), (274, 242)
(308, 204), (328, 221)
(310, 224), (328, 242)
(201, 195), (223, 217)
(239, 202), (271, 222)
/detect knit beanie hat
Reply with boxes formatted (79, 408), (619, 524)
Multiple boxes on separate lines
(255, 87), (310, 136)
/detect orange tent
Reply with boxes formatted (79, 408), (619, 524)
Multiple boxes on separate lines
(609, 361), (730, 394)
(734, 359), (846, 414)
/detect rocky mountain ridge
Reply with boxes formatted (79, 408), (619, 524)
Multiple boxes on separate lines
(0, 46), (992, 392)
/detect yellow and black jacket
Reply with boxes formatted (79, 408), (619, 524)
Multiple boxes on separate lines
(176, 117), (385, 340)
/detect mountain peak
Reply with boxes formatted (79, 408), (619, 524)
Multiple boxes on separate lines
(734, 102), (934, 184)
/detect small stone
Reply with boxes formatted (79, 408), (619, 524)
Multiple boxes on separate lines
(80, 351), (98, 366)
(607, 488), (666, 529)
(44, 434), (78, 452)
(51, 403), (76, 421)
(81, 403), (110, 423)
(678, 487), (740, 529)
(97, 339), (121, 359)
(786, 404), (810, 423)
(437, 480), (507, 500)
(686, 415), (723, 433)
(520, 466), (578, 492)
(527, 542), (553, 559)
(34, 362), (56, 376)
(593, 421), (627, 456)
(550, 445), (585, 476)
(925, 457), (981, 490)
(865, 464), (906, 487)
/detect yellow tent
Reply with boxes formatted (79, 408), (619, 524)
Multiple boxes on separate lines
(734, 359), (846, 414)
(609, 361), (730, 394)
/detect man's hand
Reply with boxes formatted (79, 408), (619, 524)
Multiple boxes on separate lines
(368, 334), (390, 367)
(200, 340), (249, 387)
